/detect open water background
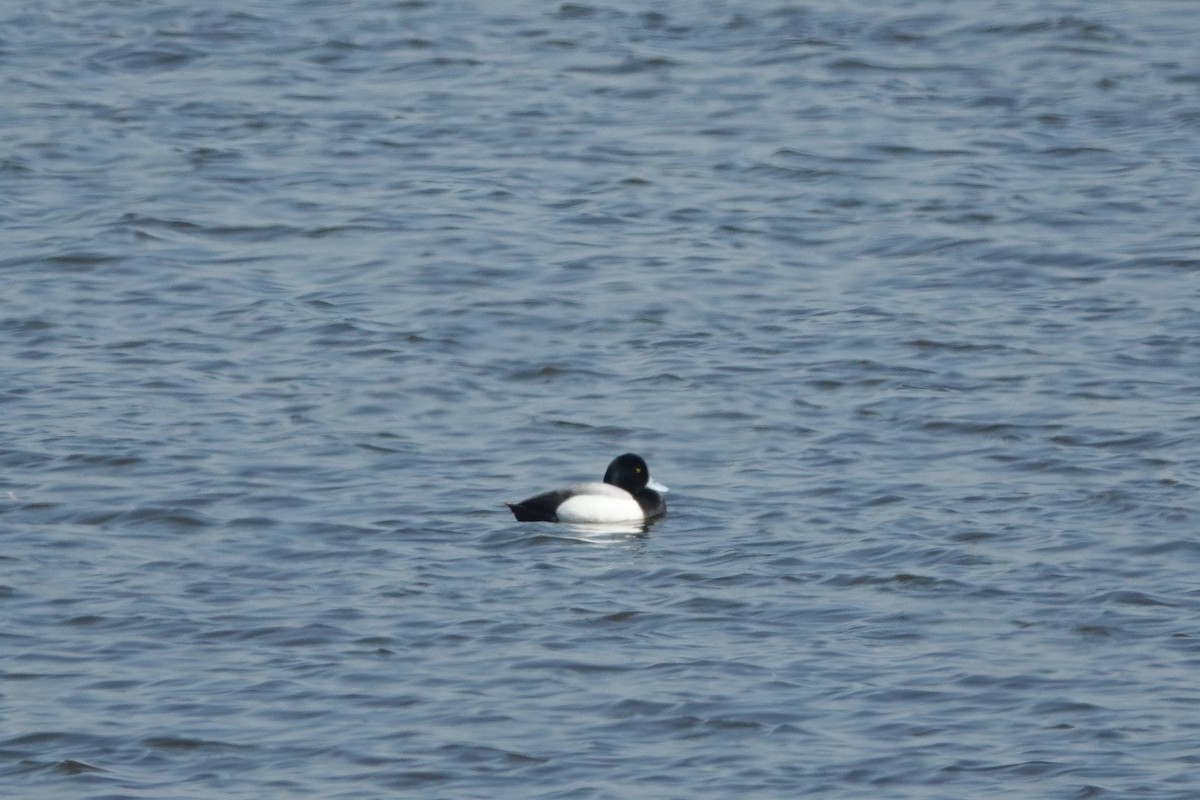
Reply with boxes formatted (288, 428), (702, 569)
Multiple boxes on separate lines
(3, 1), (1200, 798)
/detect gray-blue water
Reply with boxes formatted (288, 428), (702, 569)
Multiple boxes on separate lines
(4, 1), (1200, 798)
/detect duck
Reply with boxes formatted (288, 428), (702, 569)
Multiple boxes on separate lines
(506, 453), (668, 523)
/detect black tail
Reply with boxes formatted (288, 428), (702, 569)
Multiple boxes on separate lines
(506, 502), (556, 522)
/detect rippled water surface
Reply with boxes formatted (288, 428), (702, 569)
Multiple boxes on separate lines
(4, 1), (1200, 798)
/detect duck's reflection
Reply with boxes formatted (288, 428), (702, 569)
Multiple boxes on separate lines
(560, 517), (660, 543)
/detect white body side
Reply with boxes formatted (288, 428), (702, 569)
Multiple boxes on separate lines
(555, 482), (645, 523)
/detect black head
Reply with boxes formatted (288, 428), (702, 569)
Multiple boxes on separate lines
(602, 453), (652, 494)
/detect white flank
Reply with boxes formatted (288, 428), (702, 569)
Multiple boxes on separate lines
(556, 493), (644, 524)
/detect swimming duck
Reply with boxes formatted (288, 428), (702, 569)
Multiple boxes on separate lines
(506, 453), (668, 523)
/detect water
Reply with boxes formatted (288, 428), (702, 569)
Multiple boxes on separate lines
(3, 1), (1200, 797)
